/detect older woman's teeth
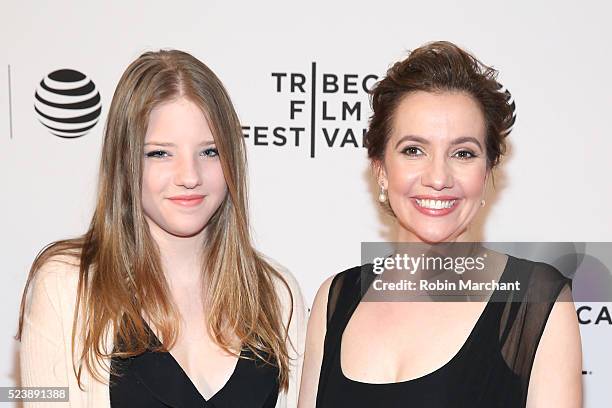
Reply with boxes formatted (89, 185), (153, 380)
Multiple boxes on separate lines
(416, 199), (456, 209)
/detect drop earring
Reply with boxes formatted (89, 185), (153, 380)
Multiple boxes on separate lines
(379, 186), (387, 203)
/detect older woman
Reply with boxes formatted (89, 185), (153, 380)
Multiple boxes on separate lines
(299, 41), (581, 407)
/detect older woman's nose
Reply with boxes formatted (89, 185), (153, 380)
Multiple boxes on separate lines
(420, 156), (454, 190)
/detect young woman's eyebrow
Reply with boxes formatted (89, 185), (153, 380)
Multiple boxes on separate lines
(143, 140), (216, 147)
(144, 141), (174, 147)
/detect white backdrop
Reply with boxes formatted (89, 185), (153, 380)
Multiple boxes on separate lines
(2, 0), (611, 406)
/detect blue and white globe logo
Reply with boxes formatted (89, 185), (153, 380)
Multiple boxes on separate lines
(34, 69), (102, 138)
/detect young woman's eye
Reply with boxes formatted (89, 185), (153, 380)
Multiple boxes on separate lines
(145, 150), (169, 158)
(401, 146), (423, 156)
(201, 147), (219, 157)
(454, 150), (477, 160)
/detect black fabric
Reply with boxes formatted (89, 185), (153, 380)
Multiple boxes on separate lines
(109, 324), (279, 408)
(316, 254), (572, 408)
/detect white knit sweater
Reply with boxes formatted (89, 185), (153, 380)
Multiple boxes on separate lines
(19, 254), (307, 407)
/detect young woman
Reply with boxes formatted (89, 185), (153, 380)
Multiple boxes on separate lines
(17, 49), (306, 407)
(299, 41), (582, 407)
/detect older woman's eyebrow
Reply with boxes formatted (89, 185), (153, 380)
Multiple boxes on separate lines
(450, 136), (483, 150)
(395, 135), (483, 150)
(395, 135), (429, 148)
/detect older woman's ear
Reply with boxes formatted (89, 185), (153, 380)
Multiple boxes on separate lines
(371, 159), (387, 189)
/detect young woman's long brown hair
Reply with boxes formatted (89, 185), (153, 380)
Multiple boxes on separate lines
(16, 49), (293, 390)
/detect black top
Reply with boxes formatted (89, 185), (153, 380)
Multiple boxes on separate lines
(109, 325), (279, 408)
(316, 254), (572, 408)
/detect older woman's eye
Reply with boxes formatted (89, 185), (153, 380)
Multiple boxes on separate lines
(402, 146), (423, 156)
(201, 147), (219, 157)
(145, 150), (169, 158)
(454, 150), (477, 159)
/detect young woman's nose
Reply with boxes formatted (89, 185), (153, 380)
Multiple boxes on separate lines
(174, 155), (202, 189)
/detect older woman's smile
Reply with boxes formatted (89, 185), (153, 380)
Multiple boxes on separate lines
(413, 197), (459, 215)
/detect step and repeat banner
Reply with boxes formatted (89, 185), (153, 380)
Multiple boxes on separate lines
(2, 1), (611, 406)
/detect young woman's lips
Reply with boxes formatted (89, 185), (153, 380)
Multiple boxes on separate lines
(411, 196), (459, 217)
(168, 195), (205, 207)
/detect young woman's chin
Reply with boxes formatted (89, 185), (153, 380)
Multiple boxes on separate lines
(160, 222), (208, 238)
(144, 216), (209, 239)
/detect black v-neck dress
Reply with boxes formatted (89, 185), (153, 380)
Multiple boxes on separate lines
(109, 324), (279, 408)
(315, 254), (572, 408)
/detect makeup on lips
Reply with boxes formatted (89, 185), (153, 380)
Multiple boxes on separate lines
(168, 194), (205, 207)
(412, 195), (459, 216)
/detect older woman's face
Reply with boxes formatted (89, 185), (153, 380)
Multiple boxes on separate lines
(379, 91), (489, 243)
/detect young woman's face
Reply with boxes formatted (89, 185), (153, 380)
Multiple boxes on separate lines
(141, 97), (227, 239)
(379, 91), (489, 243)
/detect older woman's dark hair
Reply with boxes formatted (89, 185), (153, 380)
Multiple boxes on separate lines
(365, 41), (516, 169)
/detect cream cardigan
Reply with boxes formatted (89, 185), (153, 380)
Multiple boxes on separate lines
(19, 254), (307, 407)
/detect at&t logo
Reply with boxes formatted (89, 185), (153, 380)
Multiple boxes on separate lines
(34, 69), (102, 138)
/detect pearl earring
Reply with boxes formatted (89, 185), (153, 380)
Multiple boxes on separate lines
(378, 186), (387, 203)
(480, 199), (486, 207)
